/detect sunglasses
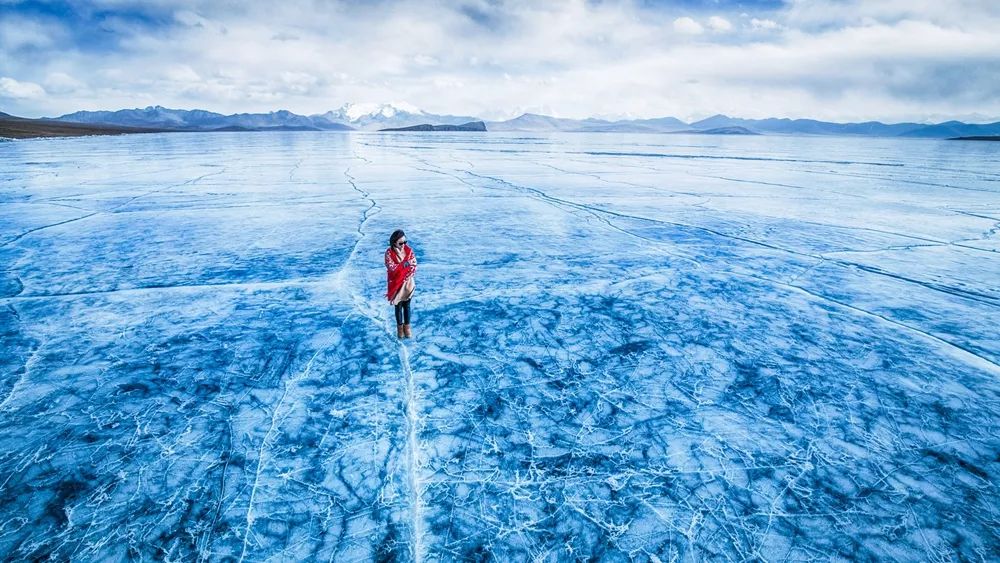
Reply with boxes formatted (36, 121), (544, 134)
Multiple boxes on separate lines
(395, 239), (407, 246)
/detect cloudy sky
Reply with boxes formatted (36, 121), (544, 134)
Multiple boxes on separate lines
(1, 0), (998, 122)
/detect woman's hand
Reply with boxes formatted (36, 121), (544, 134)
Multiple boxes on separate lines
(402, 260), (411, 268)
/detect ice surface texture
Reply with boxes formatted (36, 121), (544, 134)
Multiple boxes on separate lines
(1, 132), (998, 561)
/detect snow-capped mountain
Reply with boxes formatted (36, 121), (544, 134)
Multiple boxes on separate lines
(313, 103), (481, 131)
(325, 102), (423, 121)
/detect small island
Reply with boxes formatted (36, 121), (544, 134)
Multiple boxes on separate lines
(948, 136), (1000, 141)
(379, 121), (487, 132)
(670, 126), (760, 135)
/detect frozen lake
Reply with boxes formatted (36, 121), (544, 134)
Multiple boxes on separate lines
(1, 131), (998, 561)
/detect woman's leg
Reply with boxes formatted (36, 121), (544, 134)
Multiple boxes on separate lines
(394, 303), (404, 325)
(401, 299), (412, 338)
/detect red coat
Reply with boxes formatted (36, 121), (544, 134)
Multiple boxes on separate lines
(385, 244), (417, 302)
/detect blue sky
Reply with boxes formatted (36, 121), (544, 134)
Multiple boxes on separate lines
(1, 0), (998, 122)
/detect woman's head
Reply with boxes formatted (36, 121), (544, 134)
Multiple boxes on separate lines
(389, 229), (407, 249)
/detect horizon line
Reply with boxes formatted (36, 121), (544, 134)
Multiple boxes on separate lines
(10, 105), (1000, 127)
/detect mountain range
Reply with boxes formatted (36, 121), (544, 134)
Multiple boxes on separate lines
(51, 103), (480, 132)
(21, 104), (1000, 138)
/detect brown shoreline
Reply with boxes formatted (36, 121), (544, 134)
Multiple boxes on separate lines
(0, 113), (166, 139)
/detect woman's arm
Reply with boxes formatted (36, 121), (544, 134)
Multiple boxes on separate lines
(385, 249), (401, 273)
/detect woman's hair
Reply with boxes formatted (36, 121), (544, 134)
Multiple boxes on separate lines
(389, 229), (406, 247)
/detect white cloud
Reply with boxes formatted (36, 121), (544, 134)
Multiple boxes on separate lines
(783, 0), (1000, 30)
(0, 77), (45, 99)
(279, 71), (320, 94)
(43, 72), (84, 94)
(673, 17), (704, 35)
(707, 16), (732, 33)
(0, 17), (58, 50)
(174, 10), (209, 28)
(750, 18), (781, 31)
(413, 54), (439, 67)
(1, 1), (999, 122)
(164, 64), (201, 83)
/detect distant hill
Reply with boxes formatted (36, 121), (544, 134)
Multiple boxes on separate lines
(487, 113), (611, 132)
(54, 106), (353, 131)
(1, 112), (164, 139)
(681, 114), (1000, 138)
(379, 121), (487, 132)
(670, 126), (759, 135)
(686, 115), (926, 136)
(484, 112), (1000, 137)
(13, 104), (1000, 139)
(487, 113), (689, 133)
(57, 106), (228, 129)
(900, 121), (1000, 138)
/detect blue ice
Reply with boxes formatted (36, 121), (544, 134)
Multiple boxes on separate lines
(1, 132), (998, 561)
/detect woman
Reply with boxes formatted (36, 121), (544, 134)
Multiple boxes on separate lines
(385, 229), (417, 339)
